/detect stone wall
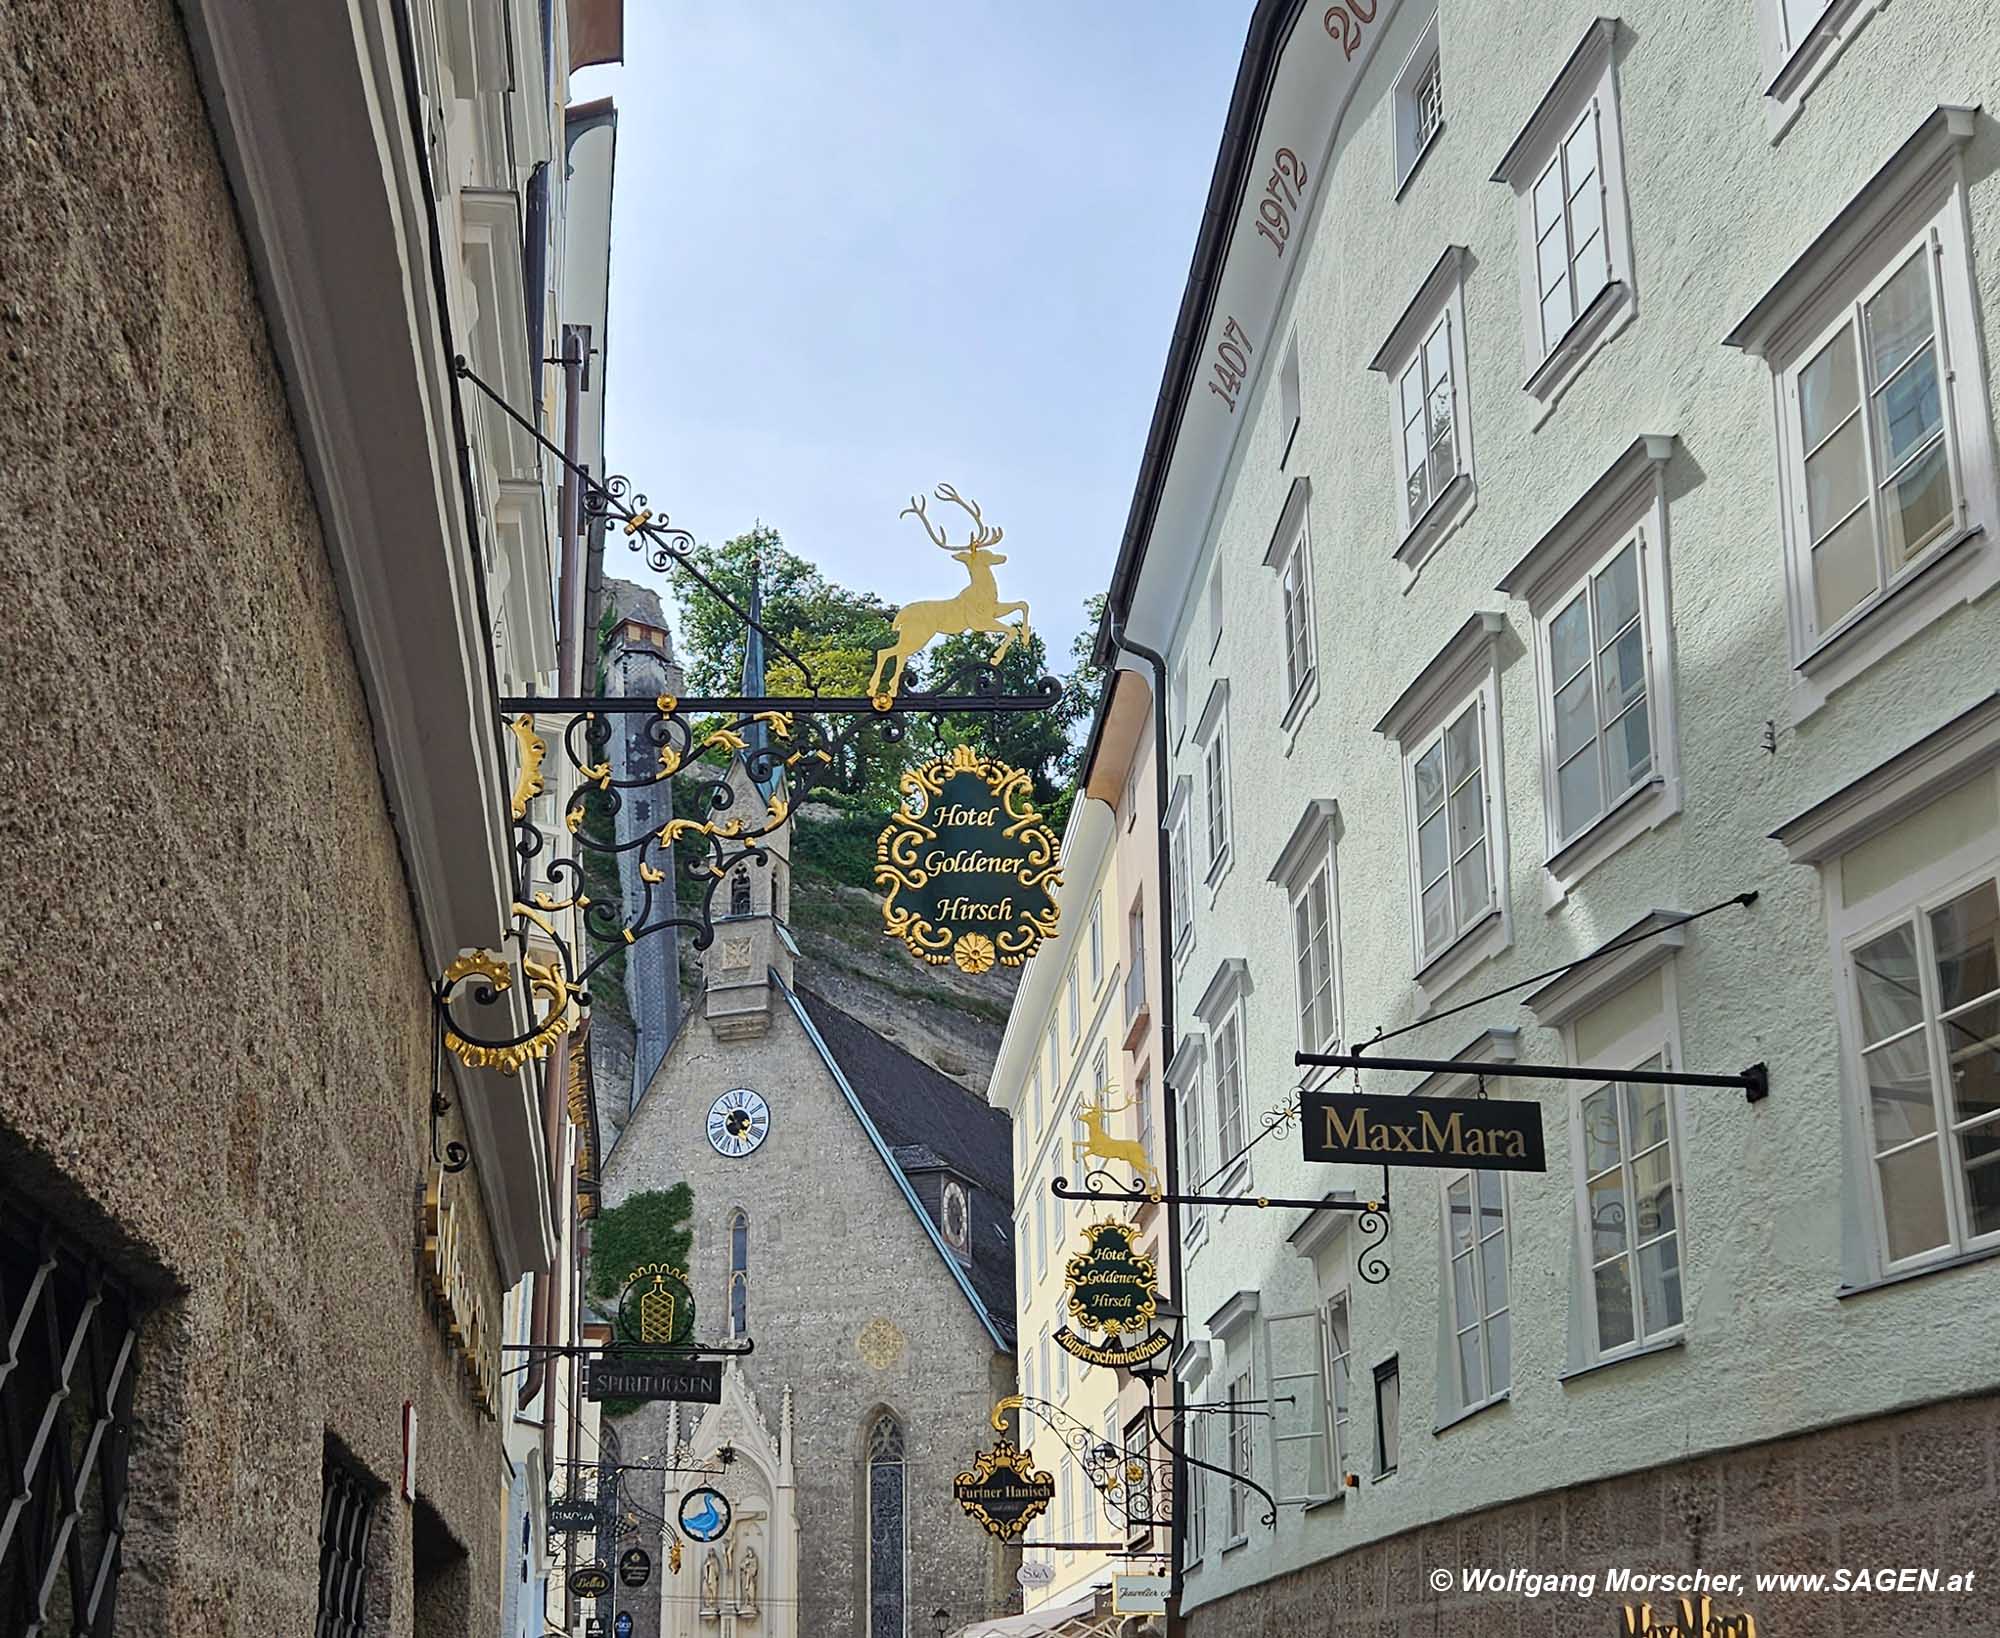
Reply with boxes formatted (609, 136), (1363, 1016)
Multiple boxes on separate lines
(0, 1), (508, 1632)
(1186, 1392), (1999, 1637)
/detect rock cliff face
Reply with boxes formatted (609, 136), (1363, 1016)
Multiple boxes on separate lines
(786, 806), (1020, 1096)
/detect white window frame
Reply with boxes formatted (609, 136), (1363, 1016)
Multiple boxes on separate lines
(1260, 477), (1319, 737)
(1564, 965), (1691, 1367)
(1170, 650), (1189, 751)
(1323, 1286), (1354, 1484)
(1066, 965), (1080, 1044)
(1167, 777), (1195, 964)
(1223, 1361), (1254, 1547)
(1195, 682), (1233, 891)
(1183, 1400), (1209, 1563)
(1045, 1022), (1060, 1096)
(1500, 436), (1680, 903)
(1754, 0), (1892, 139)
(1402, 687), (1501, 973)
(1727, 113), (1997, 720)
(1269, 799), (1343, 1069)
(1213, 1008), (1247, 1190)
(1088, 895), (1104, 989)
(1264, 1307), (1333, 1505)
(1491, 19), (1634, 420)
(1208, 567), (1225, 658)
(1441, 1167), (1511, 1412)
(1369, 248), (1474, 573)
(1391, 12), (1444, 196)
(1173, 1042), (1211, 1248)
(1277, 330), (1302, 463)
(1193, 959), (1255, 1196)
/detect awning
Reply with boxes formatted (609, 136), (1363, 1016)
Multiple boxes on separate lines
(952, 1596), (1124, 1638)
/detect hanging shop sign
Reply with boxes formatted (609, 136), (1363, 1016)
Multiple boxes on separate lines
(616, 1262), (695, 1346)
(1300, 1090), (1546, 1173)
(678, 1486), (732, 1544)
(568, 1563), (613, 1599)
(616, 1614), (634, 1638)
(876, 745), (1061, 973)
(548, 1498), (601, 1534)
(586, 1356), (723, 1404)
(619, 1548), (653, 1589)
(422, 1163), (500, 1416)
(1017, 1562), (1056, 1589)
(953, 1439), (1055, 1540)
(1064, 1221), (1159, 1336)
(1054, 1326), (1172, 1370)
(1112, 1574), (1170, 1616)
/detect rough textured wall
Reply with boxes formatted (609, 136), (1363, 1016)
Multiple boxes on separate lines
(0, 1), (507, 1632)
(1156, 0), (2000, 1615)
(602, 1000), (1011, 1638)
(1184, 1391), (2000, 1637)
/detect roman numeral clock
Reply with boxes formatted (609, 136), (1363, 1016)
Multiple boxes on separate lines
(707, 1088), (771, 1158)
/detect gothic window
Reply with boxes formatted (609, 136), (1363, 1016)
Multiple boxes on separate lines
(866, 1413), (907, 1638)
(730, 870), (752, 918)
(728, 1210), (748, 1338)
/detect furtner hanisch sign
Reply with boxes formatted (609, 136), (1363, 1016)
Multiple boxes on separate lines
(1300, 1091), (1546, 1173)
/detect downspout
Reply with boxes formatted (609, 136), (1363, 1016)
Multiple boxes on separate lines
(1107, 624), (1186, 1622)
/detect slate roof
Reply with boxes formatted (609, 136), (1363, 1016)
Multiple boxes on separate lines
(794, 987), (1016, 1342)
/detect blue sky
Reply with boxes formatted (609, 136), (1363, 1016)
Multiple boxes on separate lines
(573, 3), (1251, 675)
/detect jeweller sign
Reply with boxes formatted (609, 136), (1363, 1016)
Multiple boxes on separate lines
(877, 745), (1061, 973)
(953, 1439), (1055, 1540)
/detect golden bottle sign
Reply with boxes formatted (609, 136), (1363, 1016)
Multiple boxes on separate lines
(876, 745), (1061, 973)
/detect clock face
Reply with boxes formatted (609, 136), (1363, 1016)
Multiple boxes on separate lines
(707, 1088), (770, 1158)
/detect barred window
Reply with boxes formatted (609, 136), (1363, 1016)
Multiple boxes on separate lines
(1, 1198), (141, 1638)
(317, 1445), (379, 1638)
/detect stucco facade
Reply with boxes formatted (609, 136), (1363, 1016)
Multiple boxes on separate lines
(1095, 0), (2000, 1630)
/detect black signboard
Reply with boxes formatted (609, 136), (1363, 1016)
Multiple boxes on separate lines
(1064, 1221), (1158, 1337)
(569, 1563), (613, 1599)
(549, 1499), (601, 1533)
(619, 1547), (653, 1589)
(1300, 1091), (1546, 1172)
(877, 749), (1062, 974)
(953, 1439), (1056, 1541)
(585, 1355), (724, 1403)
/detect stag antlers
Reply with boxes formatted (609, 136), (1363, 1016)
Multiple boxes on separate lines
(900, 483), (1004, 550)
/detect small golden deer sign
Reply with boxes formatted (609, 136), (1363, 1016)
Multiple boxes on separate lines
(869, 483), (1032, 703)
(1073, 1096), (1161, 1195)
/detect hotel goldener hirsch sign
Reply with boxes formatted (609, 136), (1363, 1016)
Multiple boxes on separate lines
(1056, 1220), (1170, 1369)
(877, 745), (1061, 974)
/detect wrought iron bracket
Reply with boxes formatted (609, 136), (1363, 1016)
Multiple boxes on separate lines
(1051, 1174), (1392, 1284)
(1299, 1050), (1772, 1105)
(994, 1394), (1172, 1532)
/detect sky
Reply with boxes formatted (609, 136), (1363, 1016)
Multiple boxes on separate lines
(571, 3), (1252, 675)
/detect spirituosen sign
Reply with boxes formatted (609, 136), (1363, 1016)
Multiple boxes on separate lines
(585, 1356), (724, 1404)
(876, 745), (1061, 973)
(1064, 1221), (1159, 1336)
(953, 1439), (1056, 1540)
(1300, 1091), (1546, 1173)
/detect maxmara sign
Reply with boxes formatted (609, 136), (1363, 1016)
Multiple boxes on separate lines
(1300, 1091), (1546, 1172)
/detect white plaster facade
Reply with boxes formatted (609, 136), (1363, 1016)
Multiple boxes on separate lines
(1096, 0), (2000, 1617)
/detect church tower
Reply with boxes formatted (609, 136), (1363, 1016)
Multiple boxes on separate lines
(702, 561), (795, 1040)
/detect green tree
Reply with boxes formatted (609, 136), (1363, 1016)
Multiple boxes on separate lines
(587, 1184), (696, 1347)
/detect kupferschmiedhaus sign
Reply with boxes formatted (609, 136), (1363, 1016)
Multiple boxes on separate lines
(1301, 1091), (1547, 1172)
(877, 745), (1061, 974)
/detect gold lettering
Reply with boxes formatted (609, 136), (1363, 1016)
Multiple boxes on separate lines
(1418, 1109), (1465, 1152)
(1323, 1106), (1367, 1150)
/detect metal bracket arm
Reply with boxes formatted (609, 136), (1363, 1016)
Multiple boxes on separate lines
(1297, 1050), (1771, 1105)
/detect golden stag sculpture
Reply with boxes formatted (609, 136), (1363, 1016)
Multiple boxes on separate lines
(1073, 1096), (1161, 1195)
(868, 483), (1032, 702)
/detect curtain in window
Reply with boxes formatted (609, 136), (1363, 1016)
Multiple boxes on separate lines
(866, 1415), (906, 1638)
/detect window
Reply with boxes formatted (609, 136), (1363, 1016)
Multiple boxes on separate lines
(1392, 13), (1444, 192)
(1848, 875), (2000, 1266)
(1135, 1066), (1156, 1182)
(1579, 1060), (1686, 1354)
(1035, 1190), (1048, 1279)
(1224, 1367), (1254, 1544)
(1500, 437), (1678, 886)
(1267, 1309), (1332, 1503)
(1091, 1043), (1110, 1103)
(1369, 248), (1474, 567)
(1781, 221), (1976, 649)
(1493, 20), (1632, 411)
(1066, 966), (1080, 1044)
(730, 868), (752, 917)
(1278, 331), (1302, 458)
(1324, 1289), (1354, 1481)
(1213, 1012), (1246, 1176)
(318, 1445), (379, 1638)
(1372, 1358), (1401, 1476)
(1045, 1023), (1060, 1094)
(1170, 652), (1189, 749)
(1088, 896), (1104, 988)
(1126, 902), (1148, 1025)
(1208, 567), (1225, 657)
(1168, 793), (1194, 958)
(2, 1196), (142, 1635)
(728, 1209), (749, 1337)
(866, 1414), (907, 1638)
(1060, 1459), (1074, 1557)
(1056, 1328), (1069, 1398)
(1184, 1410), (1209, 1562)
(1026, 1071), (1040, 1145)
(1444, 1170), (1510, 1406)
(1195, 684), (1233, 884)
(1755, 0), (1894, 133)
(1175, 1050), (1209, 1242)
(1291, 852), (1338, 1057)
(1261, 483), (1318, 724)
(1407, 696), (1495, 960)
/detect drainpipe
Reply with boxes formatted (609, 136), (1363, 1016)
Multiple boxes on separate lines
(1107, 625), (1186, 1622)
